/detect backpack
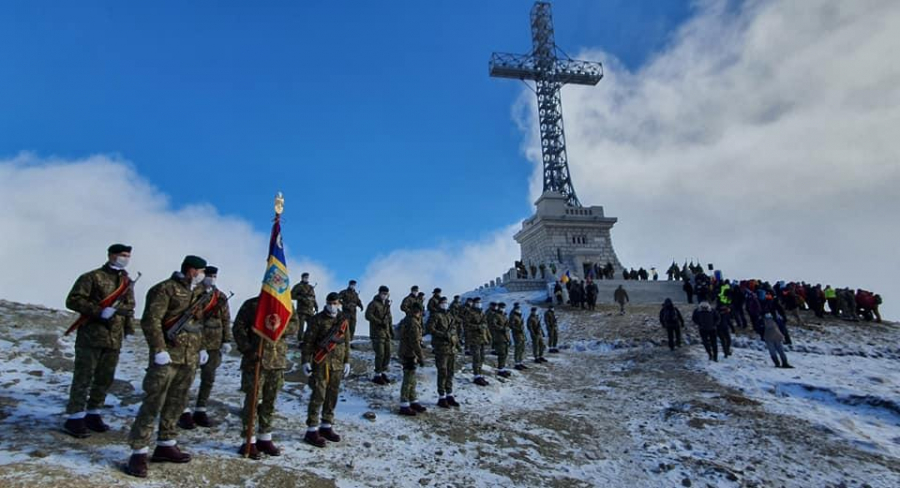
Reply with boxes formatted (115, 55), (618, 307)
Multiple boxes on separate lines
(661, 307), (678, 327)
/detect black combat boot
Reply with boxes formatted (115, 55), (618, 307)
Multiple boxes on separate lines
(177, 412), (196, 430)
(518, 364), (529, 370)
(446, 395), (460, 408)
(304, 429), (327, 448)
(62, 417), (91, 438)
(257, 439), (282, 455)
(398, 406), (417, 416)
(381, 373), (393, 384)
(237, 443), (262, 460)
(125, 453), (148, 478)
(771, 356), (781, 367)
(151, 444), (192, 463)
(437, 398), (450, 408)
(372, 375), (385, 385)
(473, 377), (489, 386)
(84, 413), (110, 433)
(192, 411), (213, 428)
(319, 426), (342, 442)
(780, 362), (794, 369)
(497, 370), (512, 378)
(410, 402), (427, 413)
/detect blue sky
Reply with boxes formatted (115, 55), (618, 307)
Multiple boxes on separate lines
(0, 0), (692, 281)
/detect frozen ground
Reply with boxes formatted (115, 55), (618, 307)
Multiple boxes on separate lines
(0, 296), (898, 487)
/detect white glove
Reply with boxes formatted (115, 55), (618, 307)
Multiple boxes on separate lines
(199, 350), (209, 365)
(100, 307), (117, 320)
(342, 363), (351, 378)
(154, 351), (171, 366)
(221, 343), (232, 354)
(302, 363), (312, 376)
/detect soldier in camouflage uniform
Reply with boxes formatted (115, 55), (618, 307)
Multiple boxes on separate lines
(301, 292), (351, 448)
(291, 272), (318, 342)
(429, 296), (460, 408)
(126, 256), (209, 478)
(63, 243), (137, 438)
(338, 280), (365, 340)
(449, 295), (465, 351)
(180, 266), (232, 429)
(397, 302), (427, 416)
(365, 285), (393, 385)
(232, 296), (300, 459)
(509, 303), (529, 371)
(485, 302), (499, 350)
(545, 306), (560, 353)
(465, 297), (491, 386)
(528, 307), (548, 363)
(427, 288), (443, 316)
(400, 285), (419, 314)
(491, 302), (512, 377)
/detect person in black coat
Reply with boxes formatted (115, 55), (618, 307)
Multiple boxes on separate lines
(692, 302), (720, 361)
(659, 298), (685, 351)
(683, 281), (694, 304)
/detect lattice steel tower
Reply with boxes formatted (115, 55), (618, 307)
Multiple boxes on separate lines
(490, 1), (603, 207)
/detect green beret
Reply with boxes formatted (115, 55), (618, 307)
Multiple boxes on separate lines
(182, 255), (207, 270)
(108, 243), (132, 254)
(326, 292), (341, 302)
(205, 266), (219, 275)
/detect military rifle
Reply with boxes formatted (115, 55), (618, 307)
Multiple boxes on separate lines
(163, 289), (214, 343)
(64, 272), (142, 336)
(312, 317), (349, 364)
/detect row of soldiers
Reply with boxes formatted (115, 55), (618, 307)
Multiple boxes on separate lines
(61, 244), (564, 479)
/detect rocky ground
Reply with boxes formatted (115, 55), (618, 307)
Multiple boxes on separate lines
(0, 296), (898, 487)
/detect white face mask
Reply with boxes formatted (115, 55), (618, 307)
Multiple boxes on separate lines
(440, 302), (450, 311)
(191, 272), (206, 287)
(350, 285), (356, 291)
(379, 293), (389, 301)
(302, 277), (309, 283)
(113, 255), (130, 269)
(474, 303), (483, 310)
(203, 277), (216, 288)
(326, 304), (340, 316)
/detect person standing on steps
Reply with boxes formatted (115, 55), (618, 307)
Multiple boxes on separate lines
(545, 306), (559, 353)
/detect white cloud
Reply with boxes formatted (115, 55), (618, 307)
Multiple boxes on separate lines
(0, 153), (335, 318)
(515, 0), (900, 318)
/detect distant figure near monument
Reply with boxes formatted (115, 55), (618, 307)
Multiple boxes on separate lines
(491, 1), (623, 281)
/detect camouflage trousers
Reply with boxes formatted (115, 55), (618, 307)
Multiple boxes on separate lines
(345, 314), (357, 341)
(195, 349), (222, 409)
(470, 344), (484, 376)
(400, 357), (418, 403)
(434, 352), (455, 396)
(298, 313), (314, 342)
(66, 346), (120, 414)
(494, 342), (509, 370)
(512, 336), (526, 364)
(531, 333), (545, 359)
(128, 362), (196, 449)
(371, 337), (391, 374)
(241, 367), (284, 436)
(548, 327), (559, 349)
(307, 360), (342, 427)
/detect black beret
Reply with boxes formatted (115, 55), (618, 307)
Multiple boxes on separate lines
(453, 295), (460, 299)
(433, 288), (442, 294)
(499, 302), (507, 307)
(349, 280), (357, 285)
(301, 272), (310, 278)
(439, 296), (448, 303)
(411, 285), (419, 291)
(326, 292), (340, 302)
(531, 307), (538, 311)
(473, 297), (482, 302)
(108, 243), (132, 254)
(205, 266), (219, 275)
(513, 302), (520, 307)
(378, 285), (390, 293)
(182, 255), (207, 270)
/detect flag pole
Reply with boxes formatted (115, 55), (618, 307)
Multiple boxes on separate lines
(244, 193), (285, 457)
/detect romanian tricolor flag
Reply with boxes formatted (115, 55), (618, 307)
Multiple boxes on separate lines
(253, 217), (293, 343)
(561, 271), (571, 284)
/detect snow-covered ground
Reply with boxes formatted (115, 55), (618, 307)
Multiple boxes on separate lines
(1, 296), (898, 487)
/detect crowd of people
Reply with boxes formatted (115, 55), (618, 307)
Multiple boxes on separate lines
(60, 244), (568, 478)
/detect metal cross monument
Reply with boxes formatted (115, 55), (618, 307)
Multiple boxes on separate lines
(490, 1), (603, 208)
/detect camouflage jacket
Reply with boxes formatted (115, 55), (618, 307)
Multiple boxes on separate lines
(509, 310), (526, 341)
(400, 293), (418, 314)
(140, 272), (206, 366)
(544, 310), (558, 330)
(365, 296), (393, 340)
(200, 287), (232, 350)
(232, 297), (299, 371)
(65, 264), (136, 350)
(527, 313), (543, 337)
(291, 282), (318, 316)
(428, 309), (459, 355)
(302, 311), (351, 368)
(464, 308), (490, 346)
(489, 310), (511, 345)
(426, 295), (442, 315)
(398, 314), (424, 361)
(338, 287), (364, 317)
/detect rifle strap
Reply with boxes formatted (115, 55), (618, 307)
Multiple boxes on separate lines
(99, 274), (131, 309)
(201, 292), (220, 318)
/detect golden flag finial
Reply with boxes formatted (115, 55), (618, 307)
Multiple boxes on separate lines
(274, 192), (285, 215)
